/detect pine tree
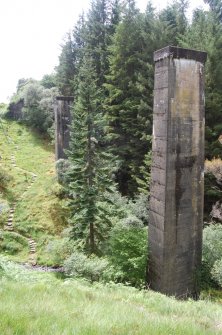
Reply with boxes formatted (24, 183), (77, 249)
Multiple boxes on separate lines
(66, 55), (115, 254)
(56, 33), (76, 95)
(85, 0), (111, 87)
(105, 1), (153, 196)
(159, 0), (188, 44)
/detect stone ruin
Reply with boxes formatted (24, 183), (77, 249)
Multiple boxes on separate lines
(148, 46), (207, 298)
(54, 96), (74, 160)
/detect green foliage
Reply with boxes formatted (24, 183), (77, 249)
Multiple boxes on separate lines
(136, 146), (152, 194)
(66, 55), (115, 254)
(46, 236), (75, 266)
(0, 103), (8, 115)
(64, 251), (108, 282)
(203, 224), (222, 268)
(0, 256), (55, 282)
(41, 73), (57, 89)
(105, 6), (153, 195)
(22, 82), (58, 135)
(55, 159), (72, 187)
(103, 190), (149, 226)
(0, 272), (222, 335)
(55, 32), (78, 95)
(7, 78), (58, 136)
(0, 166), (12, 190)
(0, 119), (68, 263)
(0, 200), (9, 227)
(211, 258), (222, 287)
(0, 231), (28, 255)
(202, 224), (222, 288)
(159, 0), (188, 42)
(107, 218), (148, 286)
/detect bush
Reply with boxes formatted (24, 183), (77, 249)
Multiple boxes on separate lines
(127, 194), (149, 225)
(211, 259), (222, 287)
(0, 231), (28, 255)
(46, 237), (75, 266)
(0, 167), (12, 190)
(202, 224), (222, 268)
(55, 159), (72, 186)
(64, 251), (108, 282)
(202, 224), (222, 288)
(104, 191), (149, 225)
(107, 217), (148, 287)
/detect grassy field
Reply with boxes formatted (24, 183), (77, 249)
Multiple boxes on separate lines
(0, 257), (222, 335)
(0, 119), (68, 263)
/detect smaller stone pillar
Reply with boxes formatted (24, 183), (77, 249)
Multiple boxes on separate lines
(54, 96), (74, 160)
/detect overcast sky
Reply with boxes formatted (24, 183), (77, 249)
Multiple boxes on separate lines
(0, 0), (208, 103)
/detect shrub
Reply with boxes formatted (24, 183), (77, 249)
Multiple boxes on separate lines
(64, 251), (108, 282)
(211, 259), (222, 287)
(46, 237), (75, 266)
(0, 167), (12, 190)
(127, 194), (149, 225)
(104, 191), (149, 225)
(107, 217), (148, 287)
(202, 224), (222, 288)
(0, 231), (28, 255)
(55, 159), (72, 186)
(202, 224), (222, 268)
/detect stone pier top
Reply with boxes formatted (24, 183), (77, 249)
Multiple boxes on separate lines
(56, 96), (74, 101)
(154, 45), (207, 63)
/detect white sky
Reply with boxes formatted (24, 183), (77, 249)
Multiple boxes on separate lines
(0, 0), (208, 103)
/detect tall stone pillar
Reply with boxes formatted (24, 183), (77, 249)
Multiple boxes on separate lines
(148, 46), (207, 298)
(54, 96), (74, 160)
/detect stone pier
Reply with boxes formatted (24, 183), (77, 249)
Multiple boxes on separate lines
(54, 96), (74, 160)
(148, 46), (207, 298)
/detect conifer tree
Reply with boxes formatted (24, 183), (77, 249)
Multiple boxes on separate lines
(85, 0), (111, 87)
(105, 1), (153, 196)
(56, 33), (76, 95)
(66, 55), (115, 254)
(159, 0), (188, 44)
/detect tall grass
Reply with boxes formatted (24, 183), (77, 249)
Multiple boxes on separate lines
(0, 279), (222, 334)
(0, 257), (222, 335)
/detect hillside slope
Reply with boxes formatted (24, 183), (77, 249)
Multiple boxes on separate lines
(0, 119), (68, 264)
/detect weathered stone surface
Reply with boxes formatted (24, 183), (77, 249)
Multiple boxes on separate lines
(148, 46), (207, 298)
(54, 96), (74, 160)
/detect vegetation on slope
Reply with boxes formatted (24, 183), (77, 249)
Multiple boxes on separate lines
(0, 119), (68, 263)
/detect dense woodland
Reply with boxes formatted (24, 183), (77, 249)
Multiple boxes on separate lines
(1, 0), (222, 291)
